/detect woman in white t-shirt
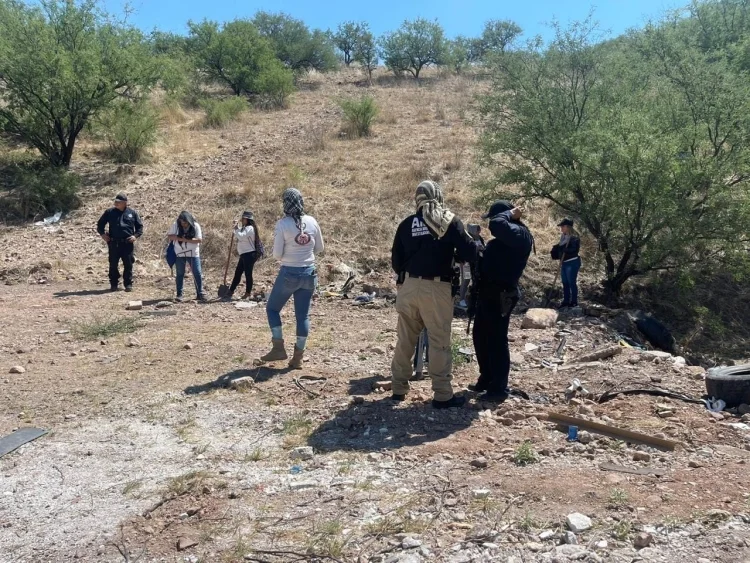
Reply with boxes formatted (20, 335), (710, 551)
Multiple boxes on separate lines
(167, 211), (207, 302)
(260, 188), (324, 369)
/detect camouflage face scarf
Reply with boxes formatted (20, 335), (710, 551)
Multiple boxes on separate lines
(415, 180), (454, 239)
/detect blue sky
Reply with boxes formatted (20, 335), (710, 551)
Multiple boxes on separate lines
(105, 0), (682, 40)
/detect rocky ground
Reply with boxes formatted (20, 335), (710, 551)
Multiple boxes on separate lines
(2, 69), (750, 563)
(1, 276), (750, 563)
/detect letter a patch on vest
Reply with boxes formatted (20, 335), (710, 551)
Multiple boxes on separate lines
(411, 217), (430, 237)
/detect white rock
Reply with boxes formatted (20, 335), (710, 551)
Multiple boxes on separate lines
(471, 489), (491, 499)
(566, 513), (592, 533)
(563, 531), (578, 545)
(525, 343), (539, 352)
(539, 530), (555, 540)
(673, 356), (686, 366)
(289, 481), (317, 490)
(290, 446), (314, 461)
(9, 366), (25, 374)
(578, 431), (593, 444)
(596, 540), (608, 549)
(229, 376), (254, 391)
(643, 350), (672, 359)
(521, 309), (558, 330)
(126, 300), (142, 311)
(402, 537), (422, 549)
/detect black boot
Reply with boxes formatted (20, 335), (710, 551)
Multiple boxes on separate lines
(432, 395), (466, 409)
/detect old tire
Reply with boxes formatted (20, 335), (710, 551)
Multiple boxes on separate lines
(706, 365), (750, 408)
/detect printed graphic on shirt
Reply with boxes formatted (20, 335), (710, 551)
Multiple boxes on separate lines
(294, 222), (312, 246)
(411, 217), (430, 237)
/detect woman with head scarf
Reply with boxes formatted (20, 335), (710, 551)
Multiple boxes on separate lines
(167, 211), (207, 302)
(224, 210), (262, 301)
(260, 188), (325, 369)
(551, 218), (582, 308)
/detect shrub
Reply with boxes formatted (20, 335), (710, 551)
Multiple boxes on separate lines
(339, 96), (378, 138)
(100, 101), (159, 163)
(0, 159), (80, 221)
(254, 66), (295, 110)
(200, 97), (248, 128)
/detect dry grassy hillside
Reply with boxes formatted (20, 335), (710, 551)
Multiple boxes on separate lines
(1, 67), (565, 292)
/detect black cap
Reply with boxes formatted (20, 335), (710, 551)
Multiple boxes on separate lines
(241, 210), (254, 221)
(482, 200), (513, 220)
(558, 218), (574, 227)
(114, 193), (128, 203)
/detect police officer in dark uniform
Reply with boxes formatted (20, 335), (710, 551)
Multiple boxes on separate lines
(469, 200), (534, 402)
(96, 194), (144, 292)
(390, 181), (477, 408)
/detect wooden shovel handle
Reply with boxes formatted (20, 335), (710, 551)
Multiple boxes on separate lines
(222, 232), (235, 285)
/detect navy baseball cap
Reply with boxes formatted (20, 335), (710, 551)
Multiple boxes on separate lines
(482, 200), (513, 219)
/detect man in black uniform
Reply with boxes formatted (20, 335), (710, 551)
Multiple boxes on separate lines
(391, 181), (477, 409)
(96, 194), (144, 292)
(470, 200), (534, 402)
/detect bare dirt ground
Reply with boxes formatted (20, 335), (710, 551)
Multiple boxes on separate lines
(2, 69), (750, 562)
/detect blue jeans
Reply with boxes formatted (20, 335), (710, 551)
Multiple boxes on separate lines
(266, 266), (317, 337)
(175, 256), (204, 297)
(561, 257), (581, 305)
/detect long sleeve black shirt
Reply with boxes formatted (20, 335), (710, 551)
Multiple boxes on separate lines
(479, 211), (533, 289)
(391, 212), (476, 280)
(96, 207), (144, 239)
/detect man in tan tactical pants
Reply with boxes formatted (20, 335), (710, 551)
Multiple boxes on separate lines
(390, 181), (477, 409)
(391, 274), (454, 402)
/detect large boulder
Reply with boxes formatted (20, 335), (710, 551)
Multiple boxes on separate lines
(522, 308), (558, 330)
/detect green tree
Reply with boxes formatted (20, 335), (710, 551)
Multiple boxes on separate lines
(333, 21), (369, 66)
(187, 19), (293, 100)
(446, 36), (472, 73)
(252, 11), (338, 72)
(380, 18), (448, 78)
(472, 19), (523, 61)
(354, 30), (379, 84)
(0, 0), (157, 167)
(478, 17), (750, 295)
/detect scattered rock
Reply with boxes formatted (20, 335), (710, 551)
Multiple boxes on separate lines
(524, 343), (539, 352)
(155, 301), (173, 309)
(373, 380), (392, 391)
(367, 453), (382, 462)
(705, 509), (731, 521)
(9, 366), (25, 374)
(554, 545), (589, 558)
(402, 537), (422, 549)
(686, 366), (706, 378)
(184, 343), (194, 350)
(290, 446), (314, 461)
(369, 346), (386, 355)
(289, 481), (318, 490)
(470, 457), (488, 469)
(738, 404), (750, 415)
(650, 375), (662, 383)
(539, 530), (555, 540)
(126, 336), (141, 347)
(634, 532), (653, 549)
(526, 542), (545, 552)
(563, 531), (578, 545)
(521, 308), (558, 330)
(578, 431), (593, 444)
(126, 300), (142, 311)
(176, 537), (198, 551)
(633, 452), (652, 462)
(596, 540), (609, 549)
(688, 460), (705, 469)
(471, 489), (491, 499)
(229, 377), (254, 391)
(566, 513), (592, 533)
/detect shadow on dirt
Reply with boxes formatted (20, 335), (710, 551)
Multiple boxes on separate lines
(184, 366), (294, 394)
(307, 398), (478, 452)
(348, 374), (384, 396)
(53, 289), (113, 298)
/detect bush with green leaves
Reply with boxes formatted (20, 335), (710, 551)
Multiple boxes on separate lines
(253, 11), (338, 72)
(99, 101), (159, 163)
(254, 65), (296, 109)
(0, 160), (80, 221)
(380, 18), (448, 78)
(339, 96), (378, 138)
(187, 18), (294, 100)
(200, 97), (248, 128)
(478, 13), (750, 295)
(354, 31), (379, 84)
(0, 0), (158, 167)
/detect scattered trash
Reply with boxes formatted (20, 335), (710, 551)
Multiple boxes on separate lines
(294, 375), (328, 397)
(548, 412), (679, 451)
(340, 272), (356, 295)
(565, 378), (591, 402)
(706, 397), (727, 413)
(0, 428), (48, 458)
(555, 336), (567, 359)
(353, 292), (376, 305)
(598, 387), (703, 406)
(34, 211), (62, 227)
(567, 425), (579, 442)
(705, 365), (750, 408)
(290, 465), (303, 474)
